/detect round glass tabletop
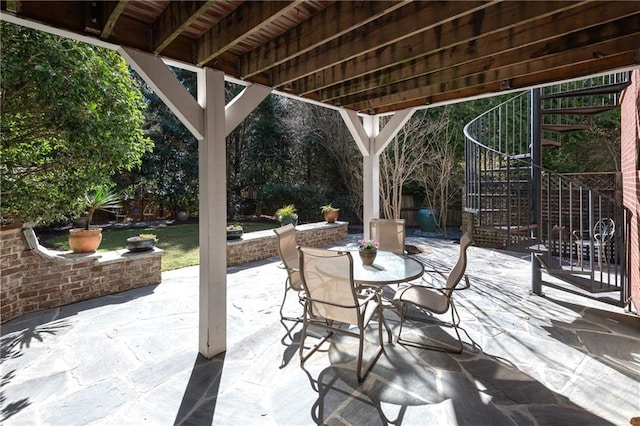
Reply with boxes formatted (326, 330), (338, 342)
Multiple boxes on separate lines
(351, 250), (424, 285)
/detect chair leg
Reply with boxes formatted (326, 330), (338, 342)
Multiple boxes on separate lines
(356, 304), (384, 383)
(280, 278), (303, 322)
(299, 315), (334, 365)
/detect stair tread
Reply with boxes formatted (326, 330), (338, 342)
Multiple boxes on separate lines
(477, 224), (538, 233)
(508, 239), (547, 252)
(542, 139), (561, 147)
(483, 167), (531, 172)
(542, 124), (591, 132)
(541, 81), (630, 99)
(542, 105), (616, 115)
(502, 153), (531, 160)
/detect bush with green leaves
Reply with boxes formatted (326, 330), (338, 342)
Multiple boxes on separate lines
(1, 23), (151, 224)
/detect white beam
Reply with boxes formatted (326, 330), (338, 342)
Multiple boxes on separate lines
(119, 47), (205, 140)
(339, 109), (370, 156)
(361, 114), (380, 239)
(374, 108), (415, 155)
(341, 109), (415, 238)
(198, 68), (227, 357)
(225, 84), (272, 136)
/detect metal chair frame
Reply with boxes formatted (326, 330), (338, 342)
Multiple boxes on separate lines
(394, 233), (473, 353)
(298, 247), (386, 382)
(273, 224), (304, 322)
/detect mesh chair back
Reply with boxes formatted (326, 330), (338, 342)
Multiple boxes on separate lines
(594, 218), (615, 243)
(298, 247), (359, 325)
(370, 219), (405, 254)
(273, 224), (302, 291)
(444, 233), (473, 295)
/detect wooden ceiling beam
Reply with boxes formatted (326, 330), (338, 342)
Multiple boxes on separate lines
(294, 0), (589, 96)
(342, 28), (639, 112)
(268, 0), (494, 87)
(346, 47), (639, 114)
(196, 0), (304, 66)
(365, 51), (638, 115)
(317, 5), (640, 103)
(100, 1), (127, 39)
(153, 0), (214, 54)
(239, 1), (409, 79)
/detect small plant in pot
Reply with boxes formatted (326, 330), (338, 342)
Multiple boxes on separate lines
(320, 204), (340, 223)
(68, 187), (122, 253)
(275, 204), (298, 226)
(226, 223), (244, 240)
(357, 239), (379, 266)
(126, 233), (158, 252)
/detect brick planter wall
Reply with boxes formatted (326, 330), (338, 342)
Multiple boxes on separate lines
(227, 221), (348, 266)
(1, 226), (162, 324)
(1, 221), (348, 324)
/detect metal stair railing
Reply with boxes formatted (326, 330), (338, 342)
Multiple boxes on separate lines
(464, 73), (631, 302)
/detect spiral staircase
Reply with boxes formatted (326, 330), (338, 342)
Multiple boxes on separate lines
(463, 72), (632, 306)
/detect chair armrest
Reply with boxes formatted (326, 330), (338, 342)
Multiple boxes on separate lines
(452, 274), (471, 291)
(420, 269), (448, 287)
(573, 229), (598, 241)
(277, 262), (299, 273)
(396, 283), (447, 299)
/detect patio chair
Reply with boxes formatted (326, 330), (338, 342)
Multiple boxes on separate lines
(393, 233), (473, 353)
(143, 204), (155, 221)
(572, 218), (615, 270)
(114, 208), (127, 223)
(370, 218), (405, 254)
(298, 246), (385, 382)
(273, 224), (304, 322)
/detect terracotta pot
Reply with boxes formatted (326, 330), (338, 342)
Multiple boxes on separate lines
(68, 228), (103, 253)
(359, 249), (377, 266)
(323, 210), (339, 224)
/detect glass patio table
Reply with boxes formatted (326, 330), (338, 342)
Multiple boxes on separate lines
(351, 250), (425, 341)
(352, 250), (424, 286)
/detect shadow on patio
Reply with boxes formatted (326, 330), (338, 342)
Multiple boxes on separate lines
(1, 236), (638, 425)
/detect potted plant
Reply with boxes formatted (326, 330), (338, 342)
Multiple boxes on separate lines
(320, 204), (340, 224)
(275, 204), (298, 226)
(126, 233), (158, 252)
(68, 187), (121, 253)
(226, 223), (244, 240)
(358, 239), (379, 265)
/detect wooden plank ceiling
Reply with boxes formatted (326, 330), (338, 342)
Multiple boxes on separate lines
(4, 0), (640, 114)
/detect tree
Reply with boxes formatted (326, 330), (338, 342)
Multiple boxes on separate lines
(285, 103), (363, 222)
(1, 23), (151, 224)
(379, 110), (449, 220)
(115, 69), (199, 218)
(412, 108), (463, 236)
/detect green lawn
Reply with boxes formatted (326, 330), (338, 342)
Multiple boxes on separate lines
(44, 222), (278, 271)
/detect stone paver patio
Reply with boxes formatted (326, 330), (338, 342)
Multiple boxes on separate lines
(1, 235), (639, 425)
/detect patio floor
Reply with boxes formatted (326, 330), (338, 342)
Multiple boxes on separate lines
(2, 235), (639, 425)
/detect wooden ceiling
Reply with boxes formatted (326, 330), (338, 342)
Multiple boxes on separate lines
(3, 1), (640, 114)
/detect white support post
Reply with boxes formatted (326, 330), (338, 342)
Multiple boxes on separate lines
(198, 68), (227, 357)
(362, 115), (380, 240)
(119, 47), (269, 358)
(340, 108), (415, 240)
